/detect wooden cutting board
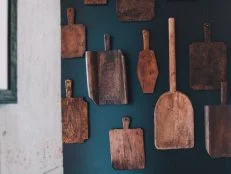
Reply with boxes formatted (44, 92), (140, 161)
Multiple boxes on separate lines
(61, 8), (86, 58)
(190, 23), (227, 90)
(86, 34), (128, 105)
(205, 82), (231, 158)
(116, 0), (155, 22)
(109, 117), (145, 170)
(154, 18), (194, 150)
(84, 0), (107, 5)
(137, 29), (159, 93)
(62, 80), (88, 144)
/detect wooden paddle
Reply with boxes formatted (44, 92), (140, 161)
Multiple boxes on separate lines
(84, 0), (107, 5)
(109, 117), (145, 170)
(61, 8), (86, 58)
(137, 29), (159, 93)
(116, 0), (155, 22)
(154, 18), (194, 150)
(190, 23), (227, 90)
(205, 82), (231, 158)
(62, 80), (88, 144)
(86, 34), (128, 105)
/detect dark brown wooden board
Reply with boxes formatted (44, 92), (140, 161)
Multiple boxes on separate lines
(205, 82), (231, 158)
(84, 0), (107, 5)
(116, 0), (155, 22)
(109, 117), (145, 170)
(62, 80), (88, 144)
(137, 29), (159, 93)
(61, 8), (86, 58)
(154, 18), (194, 150)
(86, 34), (128, 105)
(189, 23), (227, 90)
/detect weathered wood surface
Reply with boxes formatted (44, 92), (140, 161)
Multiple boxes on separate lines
(109, 117), (145, 170)
(205, 82), (231, 158)
(62, 80), (88, 144)
(61, 8), (86, 58)
(190, 23), (227, 90)
(116, 0), (155, 22)
(84, 0), (107, 5)
(86, 34), (128, 105)
(154, 18), (194, 150)
(137, 29), (158, 93)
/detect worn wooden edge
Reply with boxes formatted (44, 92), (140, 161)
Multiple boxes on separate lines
(154, 91), (194, 150)
(204, 105), (212, 157)
(84, 0), (108, 5)
(85, 51), (99, 104)
(0, 0), (18, 104)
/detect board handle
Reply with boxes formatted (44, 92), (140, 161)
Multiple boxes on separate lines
(67, 8), (75, 25)
(122, 117), (130, 129)
(204, 23), (211, 43)
(169, 18), (176, 92)
(65, 79), (72, 98)
(143, 29), (150, 50)
(221, 82), (228, 105)
(104, 33), (111, 51)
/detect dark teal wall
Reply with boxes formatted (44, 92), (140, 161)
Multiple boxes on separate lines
(61, 0), (231, 174)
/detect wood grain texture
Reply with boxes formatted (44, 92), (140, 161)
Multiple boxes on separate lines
(62, 80), (88, 144)
(116, 0), (155, 22)
(109, 117), (145, 170)
(154, 18), (194, 150)
(137, 29), (159, 93)
(86, 34), (128, 105)
(61, 8), (86, 58)
(190, 23), (227, 90)
(205, 82), (231, 158)
(84, 0), (107, 5)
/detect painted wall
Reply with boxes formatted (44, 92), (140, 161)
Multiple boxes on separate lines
(62, 0), (231, 174)
(0, 0), (63, 174)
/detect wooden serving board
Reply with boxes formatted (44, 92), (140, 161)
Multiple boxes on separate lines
(137, 29), (159, 93)
(116, 0), (155, 22)
(86, 34), (128, 105)
(109, 117), (145, 170)
(190, 23), (227, 90)
(84, 0), (107, 5)
(61, 8), (86, 58)
(154, 18), (194, 150)
(205, 82), (231, 158)
(62, 80), (88, 144)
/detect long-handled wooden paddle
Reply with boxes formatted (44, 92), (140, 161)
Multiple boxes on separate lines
(154, 18), (194, 150)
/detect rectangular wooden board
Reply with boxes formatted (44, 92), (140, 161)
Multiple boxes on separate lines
(190, 23), (227, 90)
(62, 80), (88, 144)
(86, 34), (128, 105)
(61, 8), (86, 58)
(116, 0), (155, 22)
(109, 117), (145, 170)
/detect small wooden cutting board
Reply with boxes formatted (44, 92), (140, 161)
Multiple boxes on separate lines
(84, 0), (107, 5)
(62, 80), (88, 144)
(109, 117), (145, 170)
(205, 82), (231, 158)
(86, 34), (128, 105)
(116, 0), (155, 22)
(190, 23), (227, 90)
(61, 8), (86, 58)
(137, 29), (159, 93)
